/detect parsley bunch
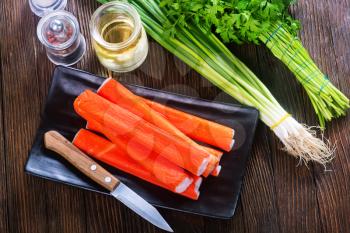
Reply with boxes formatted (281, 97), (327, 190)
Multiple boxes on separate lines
(160, 0), (300, 44)
(160, 0), (349, 128)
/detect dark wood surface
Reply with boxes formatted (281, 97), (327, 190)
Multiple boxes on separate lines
(0, 0), (349, 232)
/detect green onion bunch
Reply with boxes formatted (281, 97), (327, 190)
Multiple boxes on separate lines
(97, 0), (333, 164)
(259, 23), (349, 127)
(160, 0), (349, 128)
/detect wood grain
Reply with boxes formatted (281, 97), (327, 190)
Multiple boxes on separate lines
(292, 1), (350, 233)
(0, 0), (48, 232)
(0, 41), (9, 233)
(0, 0), (349, 232)
(0, 0), (86, 233)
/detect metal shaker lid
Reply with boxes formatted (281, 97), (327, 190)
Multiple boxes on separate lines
(29, 0), (67, 17)
(37, 10), (79, 50)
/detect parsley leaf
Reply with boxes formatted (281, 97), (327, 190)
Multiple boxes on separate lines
(160, 0), (300, 44)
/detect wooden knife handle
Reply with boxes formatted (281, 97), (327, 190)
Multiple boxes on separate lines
(44, 130), (120, 192)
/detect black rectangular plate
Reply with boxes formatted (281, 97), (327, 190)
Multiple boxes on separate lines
(25, 66), (259, 219)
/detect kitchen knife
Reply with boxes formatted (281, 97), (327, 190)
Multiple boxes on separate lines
(44, 130), (173, 232)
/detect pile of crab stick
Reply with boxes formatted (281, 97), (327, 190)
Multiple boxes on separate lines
(73, 78), (235, 200)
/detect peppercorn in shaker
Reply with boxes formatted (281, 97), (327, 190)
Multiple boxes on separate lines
(37, 11), (86, 66)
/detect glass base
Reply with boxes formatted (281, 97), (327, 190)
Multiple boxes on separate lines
(47, 34), (86, 66)
(29, 0), (67, 17)
(104, 48), (149, 73)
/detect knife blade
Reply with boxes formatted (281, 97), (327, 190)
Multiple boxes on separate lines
(44, 130), (173, 232)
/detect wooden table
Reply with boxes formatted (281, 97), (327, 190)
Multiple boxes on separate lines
(1, 0), (349, 232)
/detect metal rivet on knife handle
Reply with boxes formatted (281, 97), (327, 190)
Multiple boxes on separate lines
(105, 177), (112, 183)
(90, 164), (97, 171)
(44, 130), (120, 192)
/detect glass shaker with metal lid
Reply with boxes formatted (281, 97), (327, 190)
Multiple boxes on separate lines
(29, 0), (67, 17)
(37, 10), (86, 66)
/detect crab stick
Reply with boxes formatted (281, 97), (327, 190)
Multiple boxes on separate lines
(211, 165), (222, 177)
(74, 90), (209, 176)
(202, 146), (224, 161)
(201, 147), (222, 177)
(97, 78), (219, 175)
(143, 98), (235, 152)
(87, 120), (219, 178)
(183, 176), (202, 199)
(73, 129), (198, 199)
(85, 119), (194, 188)
(202, 155), (219, 177)
(87, 119), (220, 178)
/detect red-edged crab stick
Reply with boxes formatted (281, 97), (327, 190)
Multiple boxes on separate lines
(87, 120), (223, 178)
(96, 78), (219, 175)
(86, 119), (193, 188)
(143, 98), (235, 152)
(73, 129), (200, 199)
(74, 90), (209, 176)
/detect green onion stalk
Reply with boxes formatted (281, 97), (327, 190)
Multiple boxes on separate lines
(97, 0), (333, 165)
(158, 0), (349, 129)
(259, 23), (349, 128)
